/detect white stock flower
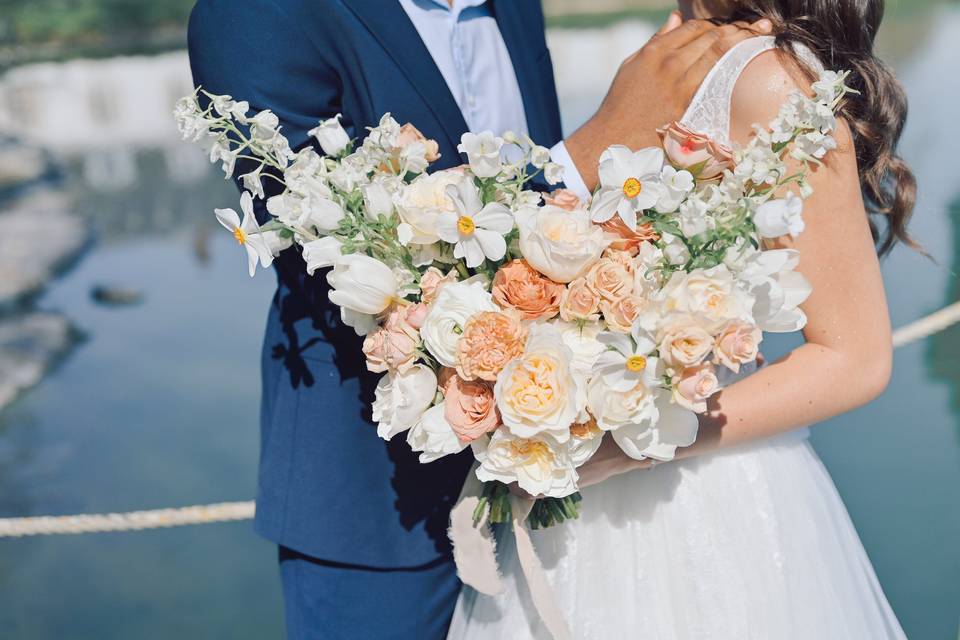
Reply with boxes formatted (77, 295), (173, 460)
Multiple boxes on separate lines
(739, 249), (813, 332)
(655, 165), (695, 213)
(326, 254), (399, 334)
(371, 365), (438, 440)
(754, 191), (804, 239)
(209, 136), (238, 178)
(530, 145), (551, 169)
(475, 430), (578, 498)
(302, 236), (343, 275)
(494, 323), (580, 443)
(458, 131), (504, 178)
(590, 145), (665, 230)
(407, 404), (469, 463)
(395, 169), (464, 245)
(543, 162), (564, 185)
(361, 176), (397, 221)
(793, 130), (837, 162)
(515, 204), (609, 283)
(420, 280), (498, 367)
(299, 193), (345, 232)
(215, 191), (273, 277)
(309, 113), (351, 156)
(240, 165), (265, 200)
(612, 395), (699, 461)
(435, 181), (513, 268)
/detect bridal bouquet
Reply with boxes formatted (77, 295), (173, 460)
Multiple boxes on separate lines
(176, 68), (853, 529)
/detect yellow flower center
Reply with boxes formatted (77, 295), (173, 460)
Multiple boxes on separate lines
(622, 177), (642, 199)
(625, 355), (647, 372)
(511, 439), (555, 464)
(457, 215), (476, 236)
(232, 227), (247, 245)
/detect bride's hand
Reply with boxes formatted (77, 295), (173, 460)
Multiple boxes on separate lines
(564, 11), (773, 191)
(577, 435), (658, 489)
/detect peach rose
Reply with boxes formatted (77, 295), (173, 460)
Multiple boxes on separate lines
(443, 374), (500, 442)
(658, 121), (734, 181)
(398, 123), (440, 162)
(600, 294), (647, 333)
(362, 304), (421, 373)
(559, 276), (601, 322)
(543, 189), (582, 211)
(585, 256), (633, 302)
(492, 259), (564, 321)
(673, 363), (720, 412)
(599, 216), (658, 256)
(456, 310), (528, 381)
(714, 321), (762, 373)
(420, 266), (457, 305)
(658, 317), (714, 369)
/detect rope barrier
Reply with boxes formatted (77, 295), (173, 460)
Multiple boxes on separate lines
(0, 300), (957, 538)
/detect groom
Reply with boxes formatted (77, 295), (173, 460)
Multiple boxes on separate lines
(188, 1), (766, 637)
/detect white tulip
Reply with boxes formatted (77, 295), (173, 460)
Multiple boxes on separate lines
(515, 204), (608, 283)
(754, 191), (804, 238)
(407, 404), (468, 463)
(326, 255), (398, 334)
(309, 113), (351, 156)
(458, 131), (504, 178)
(612, 394), (699, 461)
(302, 237), (343, 275)
(372, 365), (438, 440)
(420, 280), (498, 367)
(215, 191), (273, 277)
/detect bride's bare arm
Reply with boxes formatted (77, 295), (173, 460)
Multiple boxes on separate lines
(580, 52), (893, 486)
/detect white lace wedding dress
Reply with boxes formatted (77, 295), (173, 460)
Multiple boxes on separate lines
(447, 36), (907, 640)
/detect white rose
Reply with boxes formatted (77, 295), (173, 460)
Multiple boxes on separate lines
(309, 113), (351, 156)
(326, 254), (398, 334)
(407, 404), (468, 463)
(395, 169), (464, 245)
(494, 323), (580, 443)
(458, 131), (504, 178)
(612, 395), (699, 461)
(515, 204), (609, 283)
(371, 365), (438, 440)
(475, 429), (578, 498)
(658, 264), (754, 331)
(420, 280), (498, 367)
(754, 191), (804, 238)
(586, 375), (659, 432)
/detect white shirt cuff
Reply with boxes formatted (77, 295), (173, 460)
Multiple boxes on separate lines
(549, 140), (591, 202)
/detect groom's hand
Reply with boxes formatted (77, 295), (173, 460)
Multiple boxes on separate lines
(564, 12), (773, 190)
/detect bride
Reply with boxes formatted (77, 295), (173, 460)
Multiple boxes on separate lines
(448, 0), (913, 638)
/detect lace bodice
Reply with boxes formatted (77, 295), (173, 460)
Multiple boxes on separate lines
(680, 35), (823, 147)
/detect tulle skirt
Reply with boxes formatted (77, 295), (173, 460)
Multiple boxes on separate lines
(447, 432), (906, 639)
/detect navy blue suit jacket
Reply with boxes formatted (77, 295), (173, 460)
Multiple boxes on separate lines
(188, 0), (564, 568)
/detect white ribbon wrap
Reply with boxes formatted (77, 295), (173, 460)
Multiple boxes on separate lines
(448, 469), (573, 640)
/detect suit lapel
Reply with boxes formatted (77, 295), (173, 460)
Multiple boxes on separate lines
(339, 0), (468, 152)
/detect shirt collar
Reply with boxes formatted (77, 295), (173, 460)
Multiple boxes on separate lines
(414, 0), (487, 15)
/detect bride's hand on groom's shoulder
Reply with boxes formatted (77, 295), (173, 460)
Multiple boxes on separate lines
(577, 436), (658, 489)
(565, 11), (773, 190)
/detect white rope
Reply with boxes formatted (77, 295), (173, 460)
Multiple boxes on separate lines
(0, 300), (957, 539)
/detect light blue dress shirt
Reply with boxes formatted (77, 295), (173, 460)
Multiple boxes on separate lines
(398, 0), (589, 197)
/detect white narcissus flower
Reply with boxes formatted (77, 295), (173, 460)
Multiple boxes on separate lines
(458, 131), (504, 178)
(326, 254), (399, 335)
(754, 191), (804, 238)
(590, 145), (666, 231)
(739, 248), (813, 332)
(407, 404), (469, 463)
(590, 326), (661, 393)
(494, 323), (580, 443)
(302, 237), (343, 275)
(435, 181), (513, 268)
(612, 394), (699, 461)
(309, 113), (351, 156)
(420, 280), (498, 367)
(215, 191), (273, 277)
(515, 204), (609, 283)
(474, 429), (578, 498)
(371, 364), (438, 440)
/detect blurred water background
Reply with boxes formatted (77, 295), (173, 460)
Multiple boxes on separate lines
(0, 1), (957, 638)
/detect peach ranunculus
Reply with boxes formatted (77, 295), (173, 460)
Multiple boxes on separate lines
(585, 255), (633, 303)
(673, 363), (720, 412)
(443, 374), (500, 442)
(492, 259), (564, 321)
(456, 310), (528, 381)
(714, 321), (763, 373)
(397, 123), (441, 162)
(362, 304), (424, 373)
(599, 216), (658, 256)
(542, 189), (583, 211)
(658, 121), (734, 181)
(657, 316), (715, 370)
(600, 294), (647, 333)
(559, 276), (601, 323)
(420, 266), (458, 305)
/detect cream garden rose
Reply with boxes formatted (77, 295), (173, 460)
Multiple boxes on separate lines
(658, 265), (753, 331)
(656, 315), (715, 369)
(475, 429), (578, 498)
(714, 321), (762, 373)
(515, 204), (609, 283)
(395, 168), (464, 245)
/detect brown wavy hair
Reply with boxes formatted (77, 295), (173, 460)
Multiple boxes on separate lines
(723, 0), (917, 256)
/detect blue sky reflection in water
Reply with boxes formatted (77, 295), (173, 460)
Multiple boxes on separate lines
(0, 6), (958, 640)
